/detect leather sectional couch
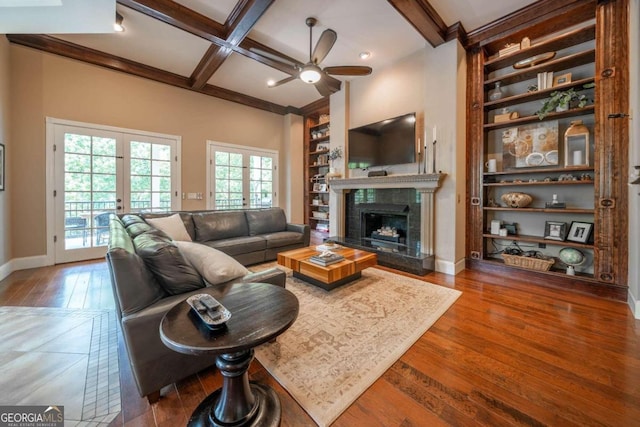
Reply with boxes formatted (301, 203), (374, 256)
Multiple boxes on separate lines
(106, 207), (309, 401)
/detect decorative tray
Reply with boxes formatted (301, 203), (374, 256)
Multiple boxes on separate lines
(187, 294), (231, 330)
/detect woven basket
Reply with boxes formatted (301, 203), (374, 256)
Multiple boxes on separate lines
(502, 253), (555, 271)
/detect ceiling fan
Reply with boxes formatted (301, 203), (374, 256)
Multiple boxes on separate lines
(252, 17), (372, 96)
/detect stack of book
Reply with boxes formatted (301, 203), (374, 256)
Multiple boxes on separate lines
(309, 252), (344, 266)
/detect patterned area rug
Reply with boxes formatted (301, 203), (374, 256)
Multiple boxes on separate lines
(254, 267), (461, 427)
(0, 307), (120, 426)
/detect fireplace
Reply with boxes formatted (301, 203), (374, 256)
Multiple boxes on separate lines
(360, 204), (409, 244)
(328, 173), (445, 275)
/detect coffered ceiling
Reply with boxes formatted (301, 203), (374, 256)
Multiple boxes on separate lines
(5, 0), (544, 114)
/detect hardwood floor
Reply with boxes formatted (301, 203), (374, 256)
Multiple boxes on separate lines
(0, 250), (638, 426)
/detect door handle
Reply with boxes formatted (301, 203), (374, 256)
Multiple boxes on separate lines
(116, 206), (122, 211)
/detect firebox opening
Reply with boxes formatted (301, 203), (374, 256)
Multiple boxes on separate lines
(362, 212), (408, 245)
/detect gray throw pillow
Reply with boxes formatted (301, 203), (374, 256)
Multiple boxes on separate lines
(175, 241), (249, 285)
(134, 233), (204, 295)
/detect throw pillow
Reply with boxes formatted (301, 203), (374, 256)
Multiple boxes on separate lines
(146, 213), (192, 241)
(134, 233), (204, 295)
(175, 241), (249, 285)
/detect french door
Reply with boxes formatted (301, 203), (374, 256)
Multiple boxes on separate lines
(207, 142), (278, 210)
(52, 122), (180, 263)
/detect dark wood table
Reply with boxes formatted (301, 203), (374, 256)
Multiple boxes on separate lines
(160, 282), (299, 427)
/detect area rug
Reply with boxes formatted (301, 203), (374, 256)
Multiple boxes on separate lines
(0, 307), (120, 426)
(253, 267), (461, 427)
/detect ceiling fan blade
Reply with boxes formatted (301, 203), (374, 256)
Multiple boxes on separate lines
(249, 47), (299, 68)
(268, 75), (297, 88)
(324, 66), (373, 76)
(312, 29), (337, 64)
(314, 72), (341, 97)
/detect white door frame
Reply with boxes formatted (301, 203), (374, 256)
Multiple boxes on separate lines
(205, 140), (279, 210)
(45, 117), (182, 264)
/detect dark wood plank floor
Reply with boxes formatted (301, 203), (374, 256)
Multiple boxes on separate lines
(0, 244), (638, 426)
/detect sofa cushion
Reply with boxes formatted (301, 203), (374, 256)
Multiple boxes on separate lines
(133, 232), (204, 295)
(120, 214), (146, 227)
(263, 231), (305, 248)
(175, 241), (249, 285)
(146, 213), (192, 241)
(125, 221), (156, 238)
(193, 211), (249, 241)
(141, 212), (196, 240)
(203, 236), (266, 256)
(245, 208), (287, 236)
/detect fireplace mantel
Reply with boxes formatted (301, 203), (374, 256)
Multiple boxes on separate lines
(329, 173), (446, 262)
(330, 173), (445, 192)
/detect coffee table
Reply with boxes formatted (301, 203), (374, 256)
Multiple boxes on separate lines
(277, 246), (377, 290)
(160, 282), (299, 427)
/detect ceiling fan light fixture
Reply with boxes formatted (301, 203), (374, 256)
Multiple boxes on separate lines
(300, 64), (321, 84)
(114, 12), (125, 32)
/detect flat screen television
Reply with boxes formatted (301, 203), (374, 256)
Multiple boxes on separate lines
(347, 112), (416, 169)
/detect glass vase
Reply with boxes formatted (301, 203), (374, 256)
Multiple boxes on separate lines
(489, 81), (504, 101)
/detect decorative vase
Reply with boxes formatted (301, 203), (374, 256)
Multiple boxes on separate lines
(489, 81), (504, 101)
(501, 192), (533, 208)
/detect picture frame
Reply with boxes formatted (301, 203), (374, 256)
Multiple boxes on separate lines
(312, 183), (321, 192)
(553, 72), (572, 87)
(566, 221), (593, 243)
(318, 183), (328, 192)
(544, 221), (567, 241)
(0, 143), (4, 191)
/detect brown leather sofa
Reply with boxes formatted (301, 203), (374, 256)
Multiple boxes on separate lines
(106, 208), (308, 402)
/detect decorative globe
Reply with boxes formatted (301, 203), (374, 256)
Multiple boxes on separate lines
(558, 247), (585, 275)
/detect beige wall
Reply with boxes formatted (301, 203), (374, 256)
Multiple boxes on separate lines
(330, 40), (467, 274)
(9, 44), (302, 259)
(0, 36), (10, 267)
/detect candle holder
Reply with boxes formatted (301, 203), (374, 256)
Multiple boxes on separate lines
(564, 120), (590, 167)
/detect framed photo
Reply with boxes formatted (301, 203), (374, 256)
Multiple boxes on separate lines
(312, 183), (321, 192)
(0, 143), (4, 191)
(544, 221), (567, 241)
(318, 183), (328, 192)
(553, 72), (572, 87)
(502, 121), (559, 169)
(566, 221), (593, 243)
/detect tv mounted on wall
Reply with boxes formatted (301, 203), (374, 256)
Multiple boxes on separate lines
(347, 112), (416, 169)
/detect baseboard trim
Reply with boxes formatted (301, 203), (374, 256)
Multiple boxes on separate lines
(436, 258), (465, 275)
(0, 255), (52, 281)
(628, 290), (640, 320)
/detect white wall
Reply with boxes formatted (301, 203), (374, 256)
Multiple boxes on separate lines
(283, 113), (304, 224)
(0, 36), (10, 273)
(329, 40), (467, 274)
(628, 0), (640, 318)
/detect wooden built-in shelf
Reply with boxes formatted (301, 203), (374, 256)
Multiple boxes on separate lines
(484, 77), (595, 110)
(310, 135), (330, 143)
(484, 25), (596, 72)
(483, 233), (593, 249)
(308, 164), (329, 169)
(483, 207), (594, 214)
(480, 257), (596, 280)
(484, 166), (594, 176)
(309, 149), (329, 156)
(484, 180), (593, 187)
(483, 106), (594, 131)
(484, 50), (595, 87)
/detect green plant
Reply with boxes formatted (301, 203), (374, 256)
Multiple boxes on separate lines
(328, 146), (343, 163)
(536, 83), (595, 119)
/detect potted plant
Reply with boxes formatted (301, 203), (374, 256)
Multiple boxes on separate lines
(536, 83), (595, 119)
(325, 147), (343, 182)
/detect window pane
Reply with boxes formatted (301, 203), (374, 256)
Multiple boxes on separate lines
(131, 141), (151, 158)
(229, 166), (243, 180)
(93, 174), (116, 192)
(65, 134), (91, 154)
(92, 156), (115, 174)
(215, 152), (229, 165)
(93, 137), (116, 156)
(65, 172), (91, 192)
(131, 176), (151, 191)
(152, 144), (171, 161)
(152, 160), (171, 176)
(65, 153), (90, 173)
(229, 153), (243, 167)
(131, 159), (151, 175)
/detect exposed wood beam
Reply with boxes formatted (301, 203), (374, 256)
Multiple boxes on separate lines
(465, 0), (596, 49)
(117, 0), (295, 76)
(119, 0), (342, 92)
(6, 34), (294, 115)
(386, 0), (448, 47)
(189, 0), (274, 90)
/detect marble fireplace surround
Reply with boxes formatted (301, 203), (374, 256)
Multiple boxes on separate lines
(330, 173), (445, 257)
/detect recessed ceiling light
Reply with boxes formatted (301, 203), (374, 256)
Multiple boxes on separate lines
(114, 12), (125, 32)
(359, 51), (371, 60)
(267, 79), (276, 87)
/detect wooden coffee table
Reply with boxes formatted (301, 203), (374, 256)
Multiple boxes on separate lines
(277, 246), (377, 290)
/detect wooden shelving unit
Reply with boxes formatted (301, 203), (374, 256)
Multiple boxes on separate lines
(303, 101), (331, 235)
(465, 1), (629, 301)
